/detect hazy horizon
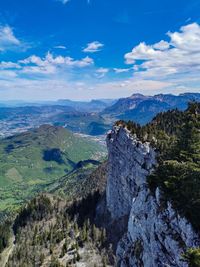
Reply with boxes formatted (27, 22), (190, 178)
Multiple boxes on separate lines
(0, 91), (200, 104)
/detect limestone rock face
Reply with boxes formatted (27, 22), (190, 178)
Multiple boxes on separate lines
(106, 126), (156, 220)
(106, 126), (199, 267)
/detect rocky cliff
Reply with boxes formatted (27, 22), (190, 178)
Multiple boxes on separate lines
(106, 126), (199, 267)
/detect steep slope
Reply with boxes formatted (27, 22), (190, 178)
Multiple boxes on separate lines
(0, 125), (106, 215)
(104, 104), (200, 266)
(46, 160), (107, 200)
(117, 99), (171, 124)
(102, 94), (148, 116)
(154, 93), (200, 109)
(2, 161), (111, 267)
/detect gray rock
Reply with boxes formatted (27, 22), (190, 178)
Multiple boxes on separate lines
(106, 126), (199, 267)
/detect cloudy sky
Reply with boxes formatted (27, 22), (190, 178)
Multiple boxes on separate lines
(0, 0), (200, 100)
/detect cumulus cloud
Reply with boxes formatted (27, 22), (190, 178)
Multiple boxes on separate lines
(152, 40), (170, 50)
(125, 42), (160, 64)
(125, 23), (200, 81)
(0, 25), (21, 52)
(18, 52), (94, 74)
(83, 41), (104, 53)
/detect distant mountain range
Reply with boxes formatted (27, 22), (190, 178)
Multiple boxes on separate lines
(56, 99), (116, 112)
(102, 92), (200, 124)
(0, 98), (116, 112)
(0, 93), (199, 137)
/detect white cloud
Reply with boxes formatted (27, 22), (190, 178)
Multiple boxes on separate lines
(54, 45), (67, 49)
(83, 41), (104, 53)
(0, 25), (21, 52)
(22, 65), (56, 75)
(125, 23), (200, 81)
(96, 67), (109, 73)
(113, 67), (132, 73)
(20, 55), (44, 66)
(95, 67), (109, 78)
(125, 42), (160, 64)
(0, 61), (21, 69)
(57, 0), (91, 5)
(58, 0), (70, 4)
(167, 23), (200, 52)
(18, 52), (94, 74)
(153, 40), (170, 50)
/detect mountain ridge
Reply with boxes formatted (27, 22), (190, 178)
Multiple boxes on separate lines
(102, 92), (200, 124)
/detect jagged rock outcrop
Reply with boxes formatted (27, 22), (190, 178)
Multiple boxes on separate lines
(106, 126), (199, 267)
(106, 126), (156, 220)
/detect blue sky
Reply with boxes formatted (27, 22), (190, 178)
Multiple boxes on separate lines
(0, 0), (200, 100)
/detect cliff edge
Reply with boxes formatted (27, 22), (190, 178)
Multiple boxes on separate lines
(106, 126), (199, 267)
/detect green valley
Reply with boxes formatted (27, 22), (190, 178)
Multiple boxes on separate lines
(0, 125), (106, 217)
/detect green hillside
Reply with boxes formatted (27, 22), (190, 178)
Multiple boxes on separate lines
(46, 160), (107, 200)
(0, 125), (106, 216)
